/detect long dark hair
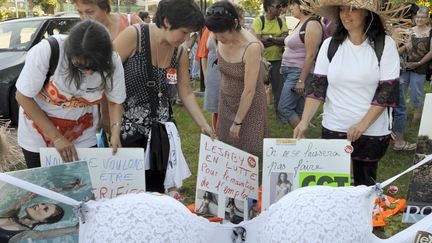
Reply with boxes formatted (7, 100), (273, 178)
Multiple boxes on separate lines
(332, 9), (385, 45)
(63, 19), (114, 91)
(277, 172), (289, 185)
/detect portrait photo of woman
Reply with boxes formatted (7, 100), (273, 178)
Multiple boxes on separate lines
(271, 172), (293, 203)
(196, 190), (218, 216)
(0, 192), (65, 242)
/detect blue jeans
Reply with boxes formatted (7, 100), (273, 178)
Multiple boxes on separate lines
(401, 71), (425, 108)
(278, 66), (311, 123)
(393, 70), (425, 134)
(393, 77), (407, 134)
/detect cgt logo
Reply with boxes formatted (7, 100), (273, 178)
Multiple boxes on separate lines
(299, 172), (350, 187)
(415, 231), (432, 243)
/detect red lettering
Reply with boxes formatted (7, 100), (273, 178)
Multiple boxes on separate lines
(100, 187), (107, 198)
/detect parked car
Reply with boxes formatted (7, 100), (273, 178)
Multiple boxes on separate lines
(0, 14), (80, 125)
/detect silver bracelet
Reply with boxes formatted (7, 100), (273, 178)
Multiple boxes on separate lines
(53, 136), (63, 144)
(111, 122), (121, 128)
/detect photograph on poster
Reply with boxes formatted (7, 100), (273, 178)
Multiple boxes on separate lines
(247, 198), (258, 220)
(196, 190), (219, 216)
(270, 172), (293, 204)
(224, 197), (244, 224)
(0, 161), (93, 243)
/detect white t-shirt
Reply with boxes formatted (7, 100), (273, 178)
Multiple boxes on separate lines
(313, 36), (400, 136)
(16, 35), (126, 152)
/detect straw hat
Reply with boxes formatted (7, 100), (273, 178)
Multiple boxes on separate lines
(300, 0), (411, 41)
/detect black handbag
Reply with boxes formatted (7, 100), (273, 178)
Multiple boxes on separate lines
(143, 24), (170, 173)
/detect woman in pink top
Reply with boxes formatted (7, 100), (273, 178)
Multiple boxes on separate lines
(72, 0), (142, 40)
(277, 0), (322, 129)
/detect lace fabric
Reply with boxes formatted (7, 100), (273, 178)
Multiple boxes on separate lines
(79, 193), (213, 243)
(256, 186), (375, 243)
(78, 185), (432, 243)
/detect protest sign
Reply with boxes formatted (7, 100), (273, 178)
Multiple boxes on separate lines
(0, 161), (92, 243)
(262, 138), (351, 210)
(195, 134), (259, 221)
(404, 93), (432, 223)
(40, 148), (145, 200)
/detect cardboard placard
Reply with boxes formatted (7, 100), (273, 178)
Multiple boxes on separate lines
(262, 138), (351, 210)
(195, 134), (259, 221)
(40, 148), (145, 200)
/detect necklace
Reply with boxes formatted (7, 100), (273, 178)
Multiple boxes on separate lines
(154, 40), (164, 107)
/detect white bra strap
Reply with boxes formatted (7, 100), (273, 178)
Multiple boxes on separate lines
(380, 154), (432, 188)
(0, 173), (80, 207)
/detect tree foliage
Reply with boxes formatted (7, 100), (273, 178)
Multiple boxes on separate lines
(240, 0), (262, 16)
(390, 0), (432, 13)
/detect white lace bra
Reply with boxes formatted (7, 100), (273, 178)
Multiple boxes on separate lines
(1, 154), (432, 243)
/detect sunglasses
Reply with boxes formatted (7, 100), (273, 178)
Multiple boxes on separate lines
(271, 4), (282, 9)
(206, 6), (234, 17)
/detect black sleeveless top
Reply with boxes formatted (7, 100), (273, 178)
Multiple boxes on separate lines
(120, 24), (178, 141)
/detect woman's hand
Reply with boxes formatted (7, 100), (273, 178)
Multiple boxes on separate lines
(110, 126), (121, 155)
(201, 123), (216, 140)
(406, 62), (420, 70)
(230, 123), (241, 139)
(347, 122), (366, 142)
(54, 136), (78, 162)
(295, 82), (305, 96)
(293, 120), (308, 139)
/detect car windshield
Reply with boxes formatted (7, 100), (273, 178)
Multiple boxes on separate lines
(0, 20), (44, 51)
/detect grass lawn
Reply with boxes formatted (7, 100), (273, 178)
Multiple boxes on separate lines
(174, 82), (432, 238)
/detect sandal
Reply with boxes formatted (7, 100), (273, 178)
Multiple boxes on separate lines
(393, 141), (417, 151)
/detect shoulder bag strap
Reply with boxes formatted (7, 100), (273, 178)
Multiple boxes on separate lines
(44, 36), (59, 86)
(143, 24), (158, 121)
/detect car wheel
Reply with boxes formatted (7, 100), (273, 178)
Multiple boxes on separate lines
(9, 86), (19, 126)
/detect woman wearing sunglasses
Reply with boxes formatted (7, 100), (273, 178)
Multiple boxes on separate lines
(15, 19), (126, 167)
(205, 1), (268, 155)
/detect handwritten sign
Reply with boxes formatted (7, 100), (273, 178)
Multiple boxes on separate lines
(195, 134), (259, 219)
(262, 138), (351, 210)
(40, 148), (146, 200)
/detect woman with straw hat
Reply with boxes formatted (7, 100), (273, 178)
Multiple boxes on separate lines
(293, 0), (409, 186)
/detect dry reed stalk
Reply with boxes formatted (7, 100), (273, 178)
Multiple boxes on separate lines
(0, 119), (26, 172)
